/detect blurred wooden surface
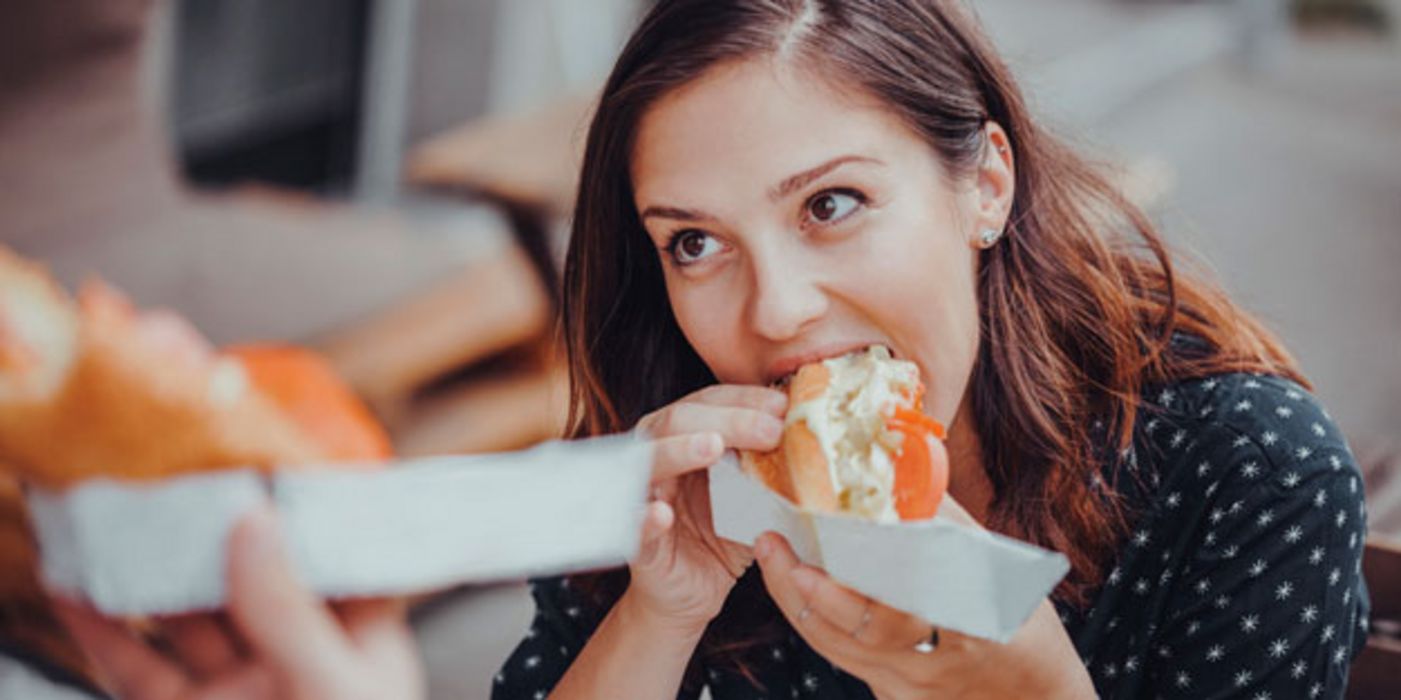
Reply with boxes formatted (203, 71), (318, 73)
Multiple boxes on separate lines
(316, 242), (552, 414)
(394, 351), (569, 456)
(406, 93), (595, 217)
(1349, 538), (1401, 699)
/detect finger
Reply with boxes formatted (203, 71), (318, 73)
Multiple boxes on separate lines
(226, 505), (352, 689)
(671, 403), (785, 451)
(157, 613), (243, 680)
(650, 431), (724, 482)
(335, 597), (415, 666)
(197, 665), (278, 700)
(633, 500), (675, 568)
(752, 532), (802, 610)
(651, 474), (681, 503)
(682, 472), (753, 576)
(789, 567), (930, 649)
(644, 402), (784, 449)
(52, 598), (188, 700)
(681, 384), (788, 415)
(753, 533), (871, 664)
(335, 597), (408, 639)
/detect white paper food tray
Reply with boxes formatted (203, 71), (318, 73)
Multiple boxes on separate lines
(708, 452), (1069, 642)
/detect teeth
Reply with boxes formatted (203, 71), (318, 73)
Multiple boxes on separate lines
(773, 344), (896, 387)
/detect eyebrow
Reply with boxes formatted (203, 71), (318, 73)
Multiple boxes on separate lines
(638, 154), (882, 223)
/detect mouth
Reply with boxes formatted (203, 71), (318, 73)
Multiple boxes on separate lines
(766, 342), (897, 387)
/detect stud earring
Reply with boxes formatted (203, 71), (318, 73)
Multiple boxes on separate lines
(978, 227), (1003, 249)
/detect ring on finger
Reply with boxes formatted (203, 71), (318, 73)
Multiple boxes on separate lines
(850, 599), (874, 639)
(913, 626), (940, 654)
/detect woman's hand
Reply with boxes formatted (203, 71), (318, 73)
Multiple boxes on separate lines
(754, 525), (1095, 700)
(53, 506), (423, 700)
(626, 384), (788, 632)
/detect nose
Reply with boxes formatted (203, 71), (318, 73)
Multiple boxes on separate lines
(747, 245), (828, 342)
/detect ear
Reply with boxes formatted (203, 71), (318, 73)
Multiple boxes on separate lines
(969, 121), (1015, 246)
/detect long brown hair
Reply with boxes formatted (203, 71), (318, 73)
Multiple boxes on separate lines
(562, 0), (1302, 661)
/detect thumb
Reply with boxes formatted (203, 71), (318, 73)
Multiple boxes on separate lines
(633, 500), (675, 569)
(226, 505), (352, 693)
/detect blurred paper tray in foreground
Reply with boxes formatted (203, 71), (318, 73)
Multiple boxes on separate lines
(28, 436), (652, 616)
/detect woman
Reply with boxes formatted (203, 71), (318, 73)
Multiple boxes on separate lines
(494, 0), (1370, 698)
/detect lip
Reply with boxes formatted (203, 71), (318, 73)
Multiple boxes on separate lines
(764, 341), (892, 386)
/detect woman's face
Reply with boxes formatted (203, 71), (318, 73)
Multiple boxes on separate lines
(631, 58), (1013, 426)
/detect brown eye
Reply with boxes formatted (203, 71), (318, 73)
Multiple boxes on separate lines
(680, 231), (707, 258)
(806, 190), (862, 224)
(670, 229), (721, 265)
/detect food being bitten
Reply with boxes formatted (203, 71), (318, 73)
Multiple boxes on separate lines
(741, 346), (948, 522)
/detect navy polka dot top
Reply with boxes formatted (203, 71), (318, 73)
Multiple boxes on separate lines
(492, 372), (1370, 699)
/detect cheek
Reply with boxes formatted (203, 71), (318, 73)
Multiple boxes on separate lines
(665, 277), (753, 383)
(858, 206), (981, 419)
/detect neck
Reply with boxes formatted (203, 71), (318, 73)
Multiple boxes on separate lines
(945, 394), (995, 524)
(0, 9), (182, 252)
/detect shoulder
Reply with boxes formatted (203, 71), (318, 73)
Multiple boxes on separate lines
(1137, 372), (1358, 491)
(1103, 374), (1372, 698)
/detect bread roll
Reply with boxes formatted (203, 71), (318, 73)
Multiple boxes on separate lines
(0, 245), (392, 691)
(0, 246), (389, 488)
(741, 346), (947, 522)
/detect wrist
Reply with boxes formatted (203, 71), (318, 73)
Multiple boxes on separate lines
(1042, 664), (1097, 700)
(617, 588), (712, 642)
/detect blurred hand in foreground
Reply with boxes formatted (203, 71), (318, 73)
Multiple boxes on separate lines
(54, 506), (424, 700)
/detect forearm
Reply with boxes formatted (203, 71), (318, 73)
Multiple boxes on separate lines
(549, 589), (705, 700)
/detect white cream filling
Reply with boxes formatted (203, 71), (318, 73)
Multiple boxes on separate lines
(0, 282), (78, 401)
(786, 346), (920, 522)
(207, 357), (249, 407)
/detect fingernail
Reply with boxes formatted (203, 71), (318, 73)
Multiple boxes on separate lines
(767, 392), (789, 414)
(791, 566), (820, 595)
(691, 433), (721, 460)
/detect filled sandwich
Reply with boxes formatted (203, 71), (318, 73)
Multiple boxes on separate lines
(741, 346), (948, 522)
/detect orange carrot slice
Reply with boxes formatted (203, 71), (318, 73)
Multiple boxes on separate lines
(891, 407), (946, 440)
(226, 344), (393, 462)
(888, 401), (948, 520)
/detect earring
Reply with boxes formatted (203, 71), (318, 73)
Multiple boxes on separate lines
(978, 227), (1003, 249)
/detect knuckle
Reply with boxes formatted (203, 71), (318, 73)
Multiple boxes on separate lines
(869, 625), (906, 650)
(729, 410), (761, 440)
(658, 436), (688, 466)
(691, 384), (727, 404)
(652, 406), (682, 437)
(725, 411), (747, 438)
(815, 579), (844, 605)
(636, 412), (658, 437)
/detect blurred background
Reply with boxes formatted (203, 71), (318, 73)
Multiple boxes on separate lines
(1, 0), (1398, 698)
